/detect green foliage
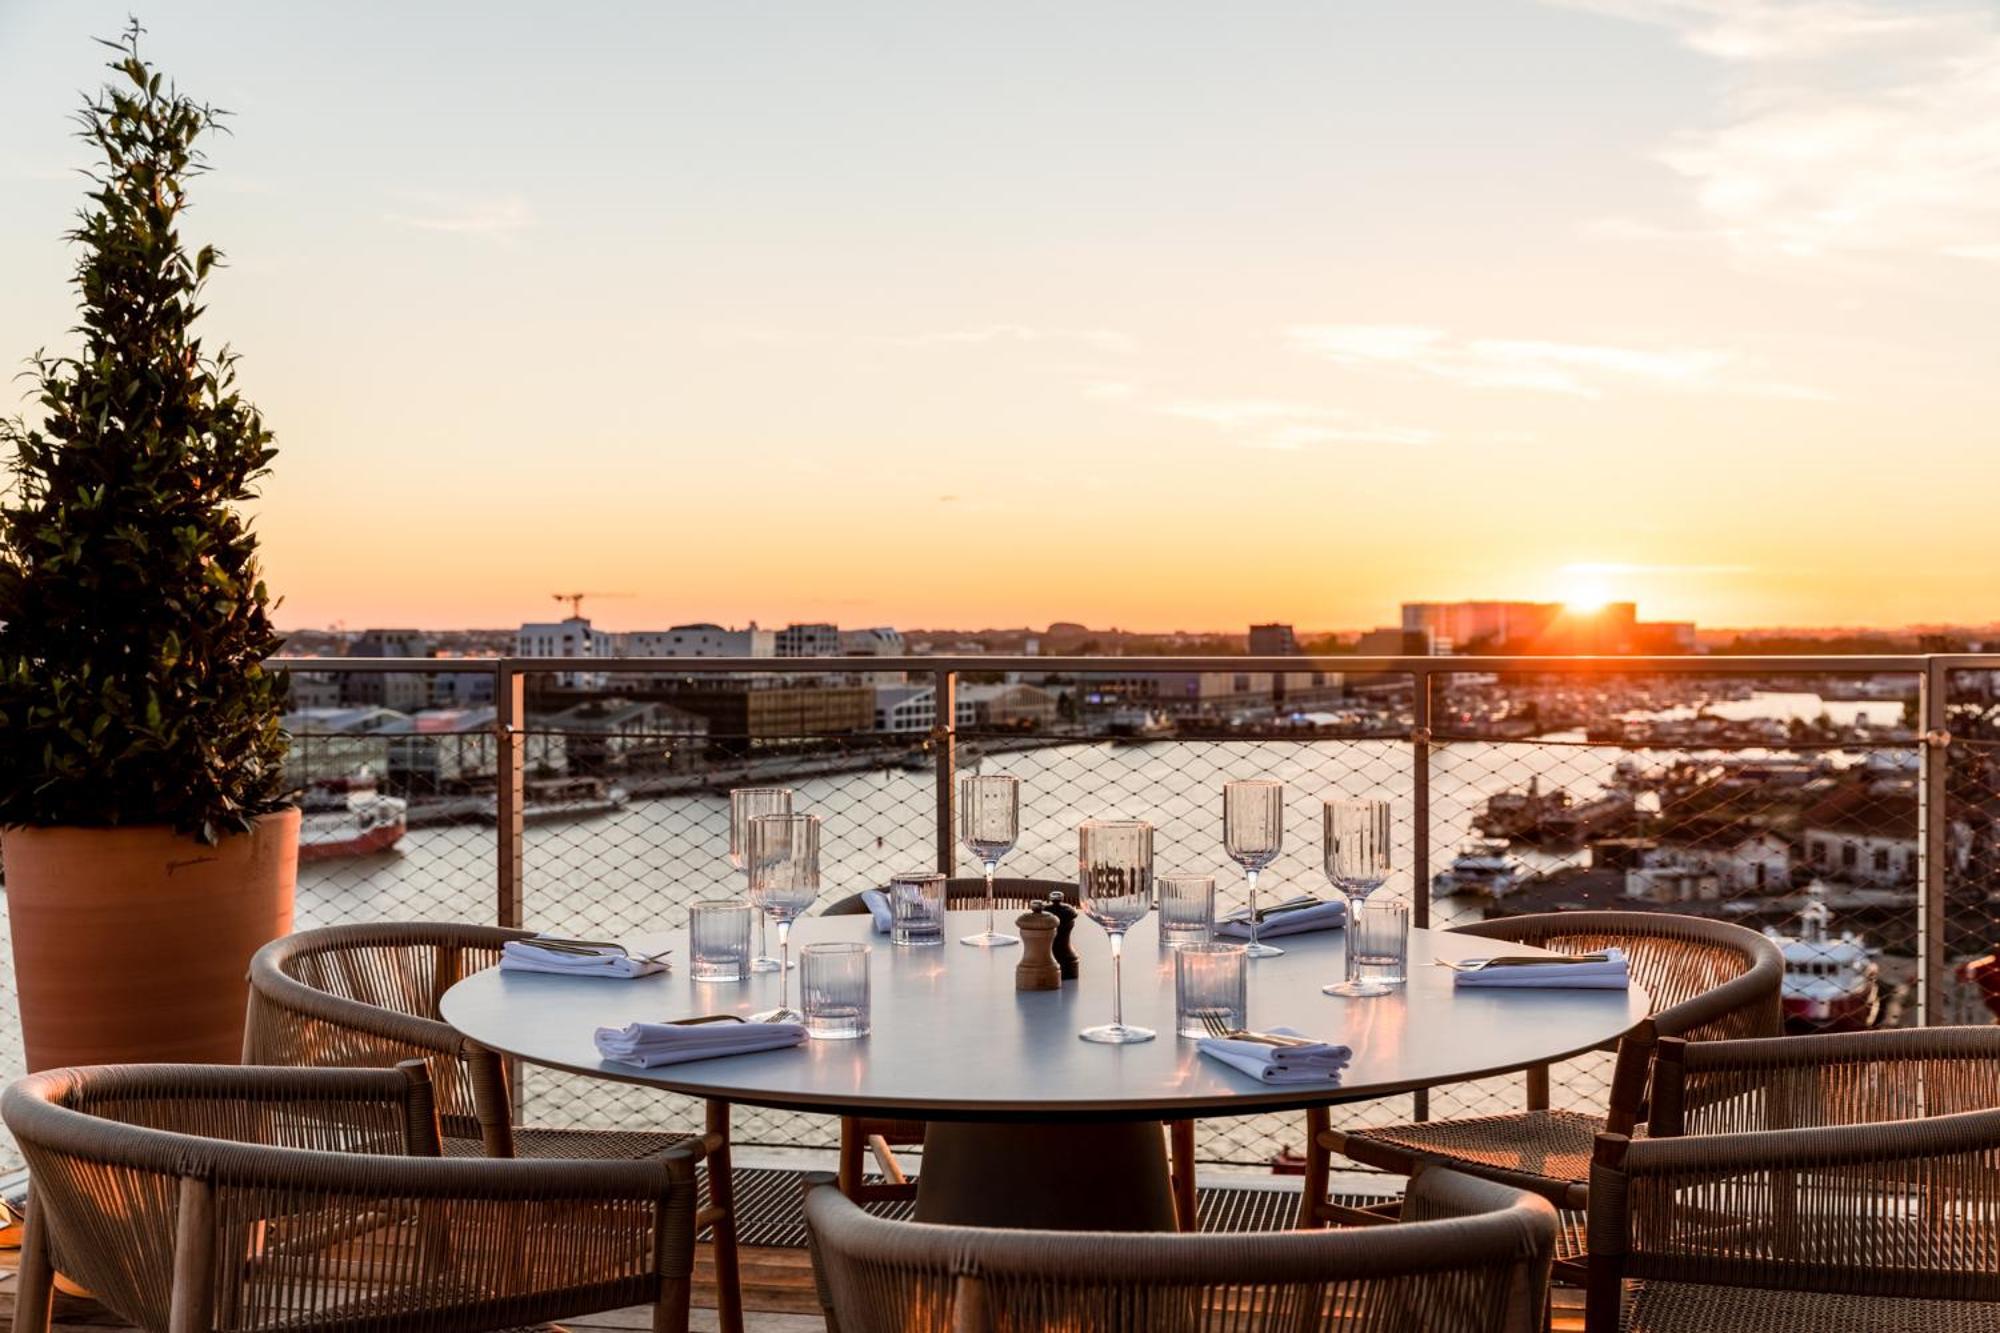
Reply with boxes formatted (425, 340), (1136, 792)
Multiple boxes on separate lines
(0, 25), (289, 843)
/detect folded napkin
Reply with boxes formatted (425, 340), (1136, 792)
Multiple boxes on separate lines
(859, 889), (893, 934)
(501, 938), (668, 979)
(1452, 947), (1630, 990)
(1216, 898), (1346, 940)
(1197, 1027), (1353, 1086)
(593, 1020), (806, 1068)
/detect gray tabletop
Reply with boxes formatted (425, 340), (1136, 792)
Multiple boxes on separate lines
(440, 911), (1650, 1123)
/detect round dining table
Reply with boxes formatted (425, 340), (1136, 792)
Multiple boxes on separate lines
(440, 910), (1648, 1232)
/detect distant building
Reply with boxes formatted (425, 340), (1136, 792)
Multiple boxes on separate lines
(341, 628), (438, 709)
(842, 628), (905, 657)
(1803, 786), (1920, 887)
(874, 683), (937, 734)
(1248, 624), (1299, 656)
(544, 698), (708, 773)
(776, 623), (842, 658)
(517, 617), (615, 688)
(623, 624), (775, 659)
(279, 706), (406, 788)
(381, 706), (567, 791)
(284, 672), (344, 710)
(660, 681), (875, 752)
(1400, 601), (1697, 655)
(957, 682), (1057, 730)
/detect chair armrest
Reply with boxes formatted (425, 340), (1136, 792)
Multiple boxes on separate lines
(1593, 1110), (2000, 1301)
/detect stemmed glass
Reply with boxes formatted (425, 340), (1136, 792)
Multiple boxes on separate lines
(1323, 798), (1393, 998)
(747, 813), (820, 1023)
(1223, 780), (1286, 959)
(1077, 820), (1156, 1045)
(959, 775), (1021, 948)
(730, 787), (793, 972)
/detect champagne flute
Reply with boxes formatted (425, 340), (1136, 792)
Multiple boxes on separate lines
(1077, 820), (1156, 1044)
(1223, 780), (1286, 959)
(1323, 798), (1393, 998)
(959, 774), (1021, 947)
(747, 813), (820, 1023)
(730, 787), (793, 972)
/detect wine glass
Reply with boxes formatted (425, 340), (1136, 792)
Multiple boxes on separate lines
(959, 775), (1021, 948)
(747, 813), (820, 1023)
(730, 787), (793, 972)
(1323, 798), (1393, 998)
(1223, 780), (1286, 959)
(1077, 820), (1155, 1044)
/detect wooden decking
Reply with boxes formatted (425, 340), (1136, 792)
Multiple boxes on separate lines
(0, 1229), (1588, 1330)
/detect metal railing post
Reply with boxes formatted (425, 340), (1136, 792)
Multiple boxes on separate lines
(495, 663), (526, 930)
(934, 668), (957, 875)
(1919, 659), (1951, 1025)
(1411, 666), (1433, 1123)
(1411, 667), (1432, 932)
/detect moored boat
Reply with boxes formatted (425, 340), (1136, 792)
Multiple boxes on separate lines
(1431, 842), (1523, 900)
(1764, 892), (1881, 1033)
(299, 773), (407, 861)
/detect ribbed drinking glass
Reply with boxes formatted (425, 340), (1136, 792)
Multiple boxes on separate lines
(1223, 780), (1286, 959)
(1323, 798), (1393, 998)
(747, 813), (820, 1023)
(730, 787), (793, 973)
(1078, 819), (1155, 1045)
(959, 775), (1021, 947)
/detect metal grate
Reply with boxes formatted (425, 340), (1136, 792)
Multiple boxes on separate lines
(709, 1167), (1395, 1248)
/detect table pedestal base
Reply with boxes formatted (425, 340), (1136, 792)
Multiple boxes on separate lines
(913, 1120), (1179, 1231)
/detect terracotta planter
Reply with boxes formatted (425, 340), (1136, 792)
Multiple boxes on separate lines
(4, 808), (298, 1071)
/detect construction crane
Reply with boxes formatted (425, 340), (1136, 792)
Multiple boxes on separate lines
(551, 592), (632, 619)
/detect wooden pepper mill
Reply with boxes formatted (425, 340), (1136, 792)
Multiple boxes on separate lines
(1014, 903), (1061, 991)
(1045, 891), (1080, 981)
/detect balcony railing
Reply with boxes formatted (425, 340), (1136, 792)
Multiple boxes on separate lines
(3, 653), (1995, 1172)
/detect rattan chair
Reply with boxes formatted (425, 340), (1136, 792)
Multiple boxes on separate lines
(804, 1163), (1557, 1333)
(1587, 1107), (2000, 1331)
(1648, 1024), (2000, 1137)
(1301, 912), (1783, 1267)
(244, 921), (743, 1331)
(822, 879), (1199, 1228)
(4, 1061), (700, 1333)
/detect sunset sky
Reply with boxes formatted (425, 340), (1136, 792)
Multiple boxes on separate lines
(2, 1), (1997, 633)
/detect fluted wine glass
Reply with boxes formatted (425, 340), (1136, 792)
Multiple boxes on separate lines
(747, 813), (820, 1023)
(1323, 798), (1393, 998)
(730, 787), (793, 972)
(959, 774), (1021, 947)
(1077, 820), (1155, 1044)
(1223, 780), (1286, 959)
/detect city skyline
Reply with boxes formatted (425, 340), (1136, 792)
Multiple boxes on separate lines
(4, 1), (1998, 632)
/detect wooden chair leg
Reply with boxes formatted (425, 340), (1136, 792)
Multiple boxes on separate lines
(1167, 1120), (1197, 1231)
(1298, 1105), (1331, 1227)
(464, 1043), (517, 1158)
(652, 1274), (693, 1333)
(13, 1194), (54, 1333)
(702, 1100), (744, 1333)
(167, 1178), (216, 1333)
(837, 1117), (868, 1201)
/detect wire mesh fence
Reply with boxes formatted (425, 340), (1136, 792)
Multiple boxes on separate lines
(0, 656), (1993, 1174)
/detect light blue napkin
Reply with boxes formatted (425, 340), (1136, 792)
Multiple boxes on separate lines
(1197, 1027), (1353, 1085)
(501, 938), (668, 978)
(1216, 899), (1345, 940)
(860, 889), (893, 933)
(594, 1020), (806, 1068)
(1452, 947), (1630, 990)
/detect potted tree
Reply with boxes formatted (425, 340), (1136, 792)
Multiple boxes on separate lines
(0, 27), (297, 1071)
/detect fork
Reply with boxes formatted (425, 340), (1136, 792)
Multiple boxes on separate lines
(1196, 1013), (1317, 1046)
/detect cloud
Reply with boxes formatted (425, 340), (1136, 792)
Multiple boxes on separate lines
(1158, 398), (1440, 449)
(1552, 1), (2000, 262)
(879, 325), (1134, 353)
(1081, 380), (1139, 401)
(385, 196), (534, 237)
(1563, 560), (1753, 575)
(1287, 324), (1795, 398)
